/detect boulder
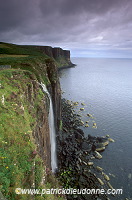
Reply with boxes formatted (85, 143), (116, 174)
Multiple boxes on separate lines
(87, 135), (96, 143)
(87, 162), (94, 166)
(87, 113), (93, 117)
(108, 138), (115, 142)
(85, 124), (89, 127)
(107, 182), (113, 190)
(106, 134), (110, 137)
(102, 141), (109, 146)
(96, 146), (105, 152)
(93, 123), (97, 128)
(94, 151), (102, 159)
(94, 142), (105, 148)
(74, 102), (79, 105)
(97, 137), (108, 143)
(97, 178), (104, 185)
(81, 120), (84, 125)
(102, 173), (110, 181)
(96, 166), (103, 172)
(83, 161), (87, 166)
(82, 142), (92, 152)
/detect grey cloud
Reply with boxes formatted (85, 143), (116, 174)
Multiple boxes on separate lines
(39, 0), (121, 16)
(0, 0), (132, 57)
(0, 0), (37, 32)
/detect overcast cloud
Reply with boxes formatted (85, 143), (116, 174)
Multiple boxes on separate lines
(0, 0), (132, 57)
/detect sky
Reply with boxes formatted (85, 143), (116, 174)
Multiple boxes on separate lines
(0, 0), (132, 58)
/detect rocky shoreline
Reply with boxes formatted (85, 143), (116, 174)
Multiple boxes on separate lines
(57, 98), (115, 200)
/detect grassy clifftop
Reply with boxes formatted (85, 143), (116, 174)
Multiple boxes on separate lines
(0, 43), (64, 200)
(0, 42), (51, 84)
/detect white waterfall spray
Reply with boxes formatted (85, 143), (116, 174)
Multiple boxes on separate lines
(40, 83), (57, 173)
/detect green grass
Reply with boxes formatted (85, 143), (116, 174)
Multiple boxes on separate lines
(0, 69), (65, 200)
(0, 42), (51, 84)
(0, 54), (29, 58)
(0, 69), (39, 199)
(0, 42), (45, 56)
(0, 43), (65, 200)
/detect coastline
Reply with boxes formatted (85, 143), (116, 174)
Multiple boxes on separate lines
(57, 98), (115, 200)
(58, 63), (76, 71)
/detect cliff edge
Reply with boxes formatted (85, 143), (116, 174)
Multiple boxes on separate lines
(0, 42), (64, 200)
(35, 46), (75, 68)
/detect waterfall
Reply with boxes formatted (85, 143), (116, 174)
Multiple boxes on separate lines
(40, 83), (57, 173)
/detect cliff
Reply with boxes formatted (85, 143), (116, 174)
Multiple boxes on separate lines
(35, 46), (75, 68)
(0, 42), (64, 200)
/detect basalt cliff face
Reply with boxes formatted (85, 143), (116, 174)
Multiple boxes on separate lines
(24, 60), (61, 169)
(26, 59), (62, 170)
(45, 58), (61, 131)
(36, 46), (75, 68)
(0, 42), (68, 199)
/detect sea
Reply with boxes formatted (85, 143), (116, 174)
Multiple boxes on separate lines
(59, 57), (132, 200)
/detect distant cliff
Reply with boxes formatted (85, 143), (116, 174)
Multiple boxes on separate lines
(36, 46), (75, 68)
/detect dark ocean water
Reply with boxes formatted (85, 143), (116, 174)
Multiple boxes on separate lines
(59, 57), (132, 200)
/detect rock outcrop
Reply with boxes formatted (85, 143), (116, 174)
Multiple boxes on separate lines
(36, 46), (75, 68)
